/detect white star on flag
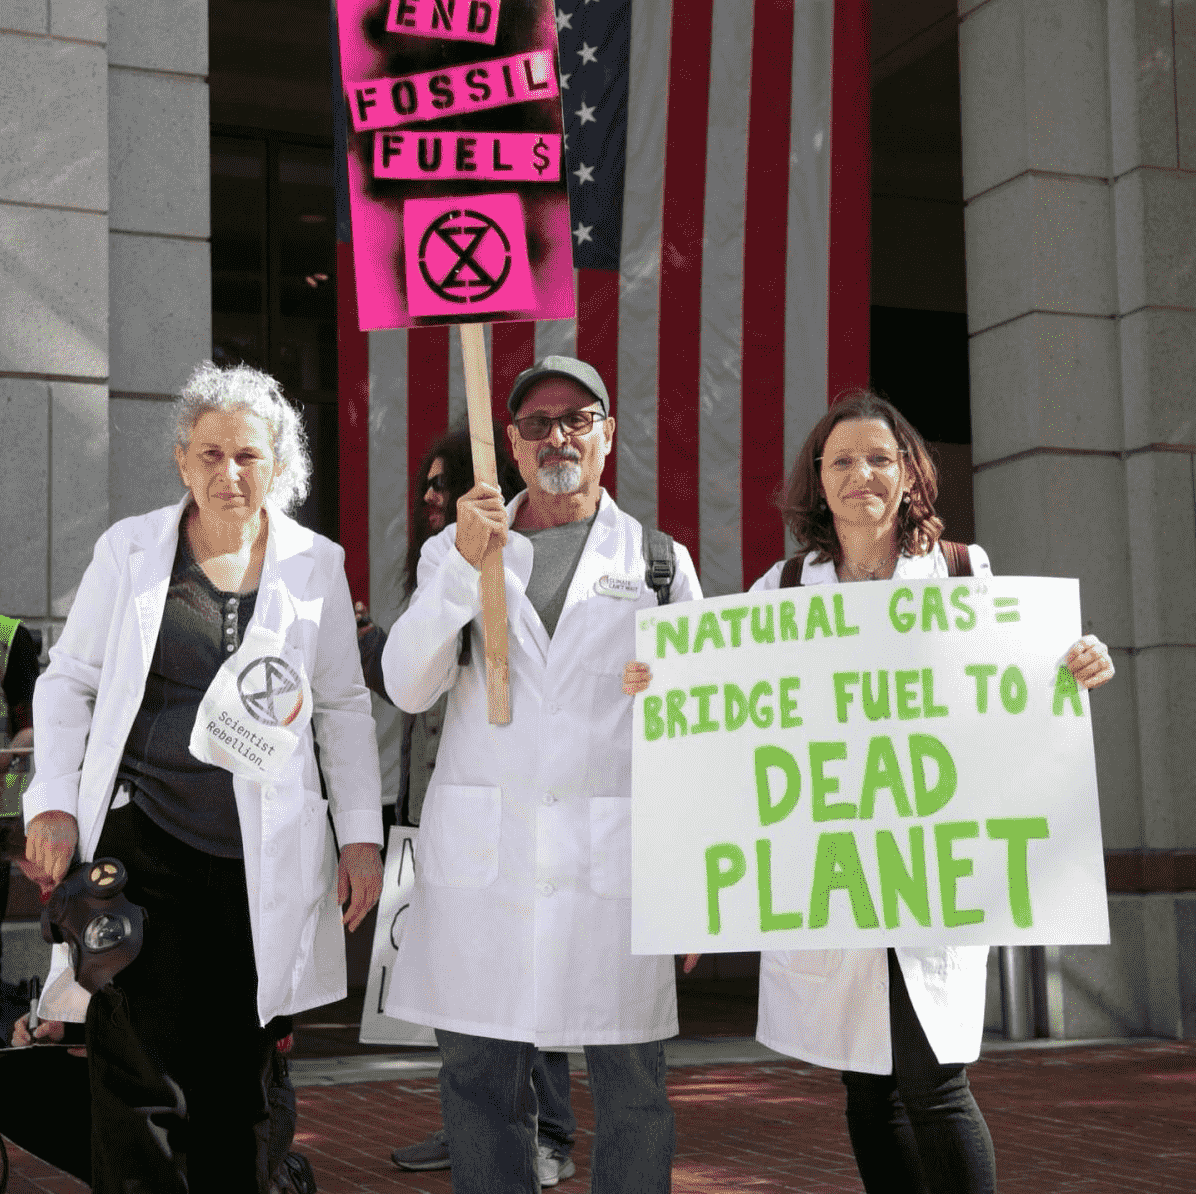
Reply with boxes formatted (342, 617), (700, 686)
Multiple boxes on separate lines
(573, 162), (596, 185)
(563, 131), (569, 150)
(560, 72), (571, 91)
(575, 101), (597, 125)
(556, 8), (572, 32)
(573, 222), (594, 244)
(577, 42), (598, 65)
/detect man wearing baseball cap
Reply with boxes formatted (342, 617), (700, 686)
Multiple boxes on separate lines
(381, 356), (702, 1194)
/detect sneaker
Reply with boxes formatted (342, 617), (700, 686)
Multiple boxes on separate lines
(538, 1143), (576, 1187)
(391, 1128), (452, 1171)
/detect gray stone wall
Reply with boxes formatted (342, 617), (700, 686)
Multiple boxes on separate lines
(0, 1), (210, 651)
(960, 0), (1196, 1035)
(0, 3), (110, 646)
(107, 0), (210, 522)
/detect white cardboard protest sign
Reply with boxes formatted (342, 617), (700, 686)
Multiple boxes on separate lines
(359, 825), (437, 1046)
(631, 577), (1110, 955)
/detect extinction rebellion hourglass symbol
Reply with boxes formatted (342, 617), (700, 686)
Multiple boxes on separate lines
(418, 209), (512, 305)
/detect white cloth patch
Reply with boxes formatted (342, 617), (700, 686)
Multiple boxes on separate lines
(595, 573), (642, 600)
(189, 620), (312, 782)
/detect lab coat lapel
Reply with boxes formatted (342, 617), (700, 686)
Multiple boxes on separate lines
(259, 502), (315, 628)
(128, 496), (189, 672)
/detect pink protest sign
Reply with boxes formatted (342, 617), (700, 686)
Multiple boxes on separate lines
(348, 50), (556, 133)
(374, 132), (561, 182)
(404, 194), (535, 316)
(336, 0), (573, 331)
(386, 0), (501, 45)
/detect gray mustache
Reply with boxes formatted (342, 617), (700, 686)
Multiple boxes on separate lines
(538, 447), (581, 465)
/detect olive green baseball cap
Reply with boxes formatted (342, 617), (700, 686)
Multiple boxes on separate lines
(506, 355), (609, 417)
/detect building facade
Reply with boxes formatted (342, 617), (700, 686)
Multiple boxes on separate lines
(1, 0), (1193, 1037)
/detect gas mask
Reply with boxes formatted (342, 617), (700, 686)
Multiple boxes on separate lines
(41, 857), (147, 994)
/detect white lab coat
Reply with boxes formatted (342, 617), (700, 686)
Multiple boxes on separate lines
(751, 544), (992, 1074)
(381, 491), (701, 1047)
(25, 496), (383, 1025)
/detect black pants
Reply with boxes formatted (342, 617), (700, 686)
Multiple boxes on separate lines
(86, 803), (272, 1194)
(841, 950), (996, 1194)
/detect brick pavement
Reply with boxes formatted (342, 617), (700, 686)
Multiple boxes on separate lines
(5, 1041), (1195, 1191)
(289, 1041), (1196, 1193)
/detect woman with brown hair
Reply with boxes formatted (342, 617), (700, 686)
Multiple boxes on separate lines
(752, 390), (1113, 1193)
(625, 388), (1114, 1193)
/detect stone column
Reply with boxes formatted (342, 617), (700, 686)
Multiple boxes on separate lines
(960, 0), (1196, 1037)
(106, 0), (211, 521)
(0, 3), (111, 647)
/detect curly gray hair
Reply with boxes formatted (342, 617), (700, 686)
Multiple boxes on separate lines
(173, 361), (311, 512)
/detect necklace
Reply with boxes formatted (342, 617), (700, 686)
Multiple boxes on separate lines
(837, 550), (899, 583)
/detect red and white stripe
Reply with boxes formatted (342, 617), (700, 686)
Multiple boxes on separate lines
(340, 0), (870, 615)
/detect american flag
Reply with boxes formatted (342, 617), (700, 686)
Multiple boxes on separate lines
(335, 0), (869, 623)
(555, 1), (630, 271)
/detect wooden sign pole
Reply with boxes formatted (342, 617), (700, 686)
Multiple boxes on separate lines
(458, 322), (512, 725)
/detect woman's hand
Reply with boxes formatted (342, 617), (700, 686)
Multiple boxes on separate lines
(1065, 634), (1115, 691)
(623, 661), (653, 696)
(338, 841), (383, 931)
(454, 482), (509, 569)
(26, 810), (78, 886)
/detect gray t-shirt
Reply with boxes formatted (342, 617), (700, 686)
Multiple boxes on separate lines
(522, 512), (598, 637)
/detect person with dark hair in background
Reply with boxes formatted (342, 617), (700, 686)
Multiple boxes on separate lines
(357, 423), (525, 829)
(356, 422), (578, 1186)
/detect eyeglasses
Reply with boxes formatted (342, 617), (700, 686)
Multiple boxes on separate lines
(424, 474), (449, 494)
(817, 452), (904, 475)
(513, 408), (607, 442)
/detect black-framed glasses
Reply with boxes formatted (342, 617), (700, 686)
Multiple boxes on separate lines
(424, 474), (450, 494)
(513, 408), (607, 442)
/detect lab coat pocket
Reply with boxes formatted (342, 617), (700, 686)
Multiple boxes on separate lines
(589, 796), (632, 899)
(299, 788), (331, 903)
(771, 948), (843, 983)
(421, 784), (501, 888)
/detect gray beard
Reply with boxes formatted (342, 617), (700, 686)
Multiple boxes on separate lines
(537, 461), (583, 494)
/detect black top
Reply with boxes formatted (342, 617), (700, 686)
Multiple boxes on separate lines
(2, 624), (38, 734)
(116, 534), (258, 858)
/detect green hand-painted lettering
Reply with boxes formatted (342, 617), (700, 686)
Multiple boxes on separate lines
(755, 744), (801, 827)
(934, 820), (983, 927)
(808, 832), (880, 929)
(757, 838), (803, 930)
(705, 843), (747, 934)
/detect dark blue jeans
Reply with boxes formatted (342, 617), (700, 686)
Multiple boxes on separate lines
(841, 950), (996, 1194)
(532, 1050), (576, 1154)
(435, 1029), (674, 1194)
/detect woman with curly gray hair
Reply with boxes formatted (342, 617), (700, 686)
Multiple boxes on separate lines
(22, 361), (383, 1192)
(173, 360), (312, 513)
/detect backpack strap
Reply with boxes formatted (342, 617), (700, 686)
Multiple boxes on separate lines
(779, 553), (807, 588)
(642, 529), (676, 606)
(941, 541), (973, 578)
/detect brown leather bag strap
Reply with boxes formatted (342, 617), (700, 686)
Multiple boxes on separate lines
(941, 540), (973, 577)
(779, 553), (806, 588)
